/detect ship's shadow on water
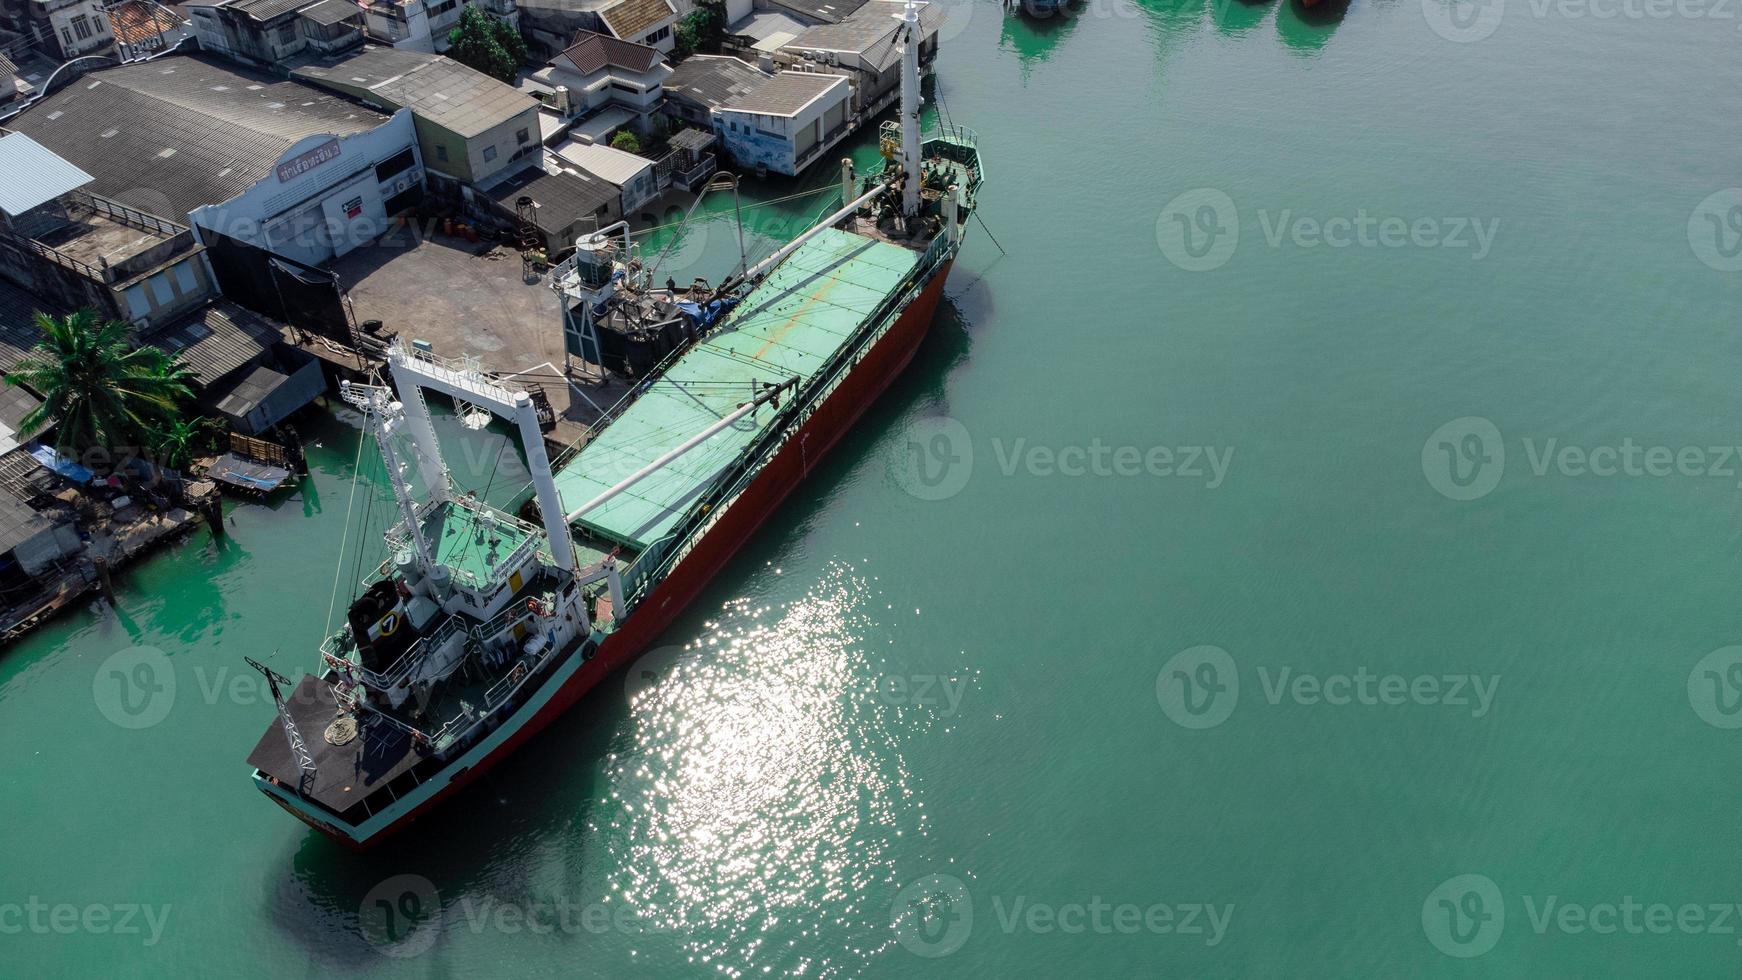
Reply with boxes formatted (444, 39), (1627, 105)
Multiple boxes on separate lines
(263, 294), (982, 968)
(263, 689), (629, 968)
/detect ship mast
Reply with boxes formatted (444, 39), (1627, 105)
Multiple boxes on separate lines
(896, 0), (925, 220)
(341, 381), (436, 571)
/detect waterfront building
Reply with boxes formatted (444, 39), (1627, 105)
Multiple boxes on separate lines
(5, 54), (422, 269)
(184, 0), (364, 69)
(294, 47), (543, 192)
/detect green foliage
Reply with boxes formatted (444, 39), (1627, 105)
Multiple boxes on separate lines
(151, 416), (220, 471)
(610, 130), (643, 154)
(5, 309), (196, 454)
(674, 1), (726, 56)
(674, 9), (708, 55)
(447, 6), (526, 83)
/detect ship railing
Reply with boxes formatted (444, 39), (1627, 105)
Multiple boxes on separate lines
(621, 237), (943, 612)
(325, 614), (467, 691)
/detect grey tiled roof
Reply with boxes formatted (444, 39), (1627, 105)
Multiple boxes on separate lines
(558, 30), (662, 75)
(664, 55), (769, 111)
(721, 71), (845, 116)
(785, 0), (944, 71)
(6, 54), (389, 219)
(764, 0), (868, 24)
(294, 49), (538, 139)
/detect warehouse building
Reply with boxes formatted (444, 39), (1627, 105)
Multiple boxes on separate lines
(4, 54), (421, 268)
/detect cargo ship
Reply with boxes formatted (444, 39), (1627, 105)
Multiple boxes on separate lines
(244, 1), (983, 848)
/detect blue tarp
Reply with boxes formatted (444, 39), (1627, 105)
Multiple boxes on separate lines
(675, 296), (741, 332)
(28, 445), (93, 484)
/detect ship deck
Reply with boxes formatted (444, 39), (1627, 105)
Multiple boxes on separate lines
(425, 500), (537, 586)
(552, 227), (919, 551)
(246, 675), (425, 817)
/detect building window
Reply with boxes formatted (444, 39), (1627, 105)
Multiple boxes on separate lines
(172, 261), (199, 295)
(124, 285), (151, 319)
(482, 145), (498, 162)
(516, 128), (529, 145)
(435, 144), (448, 162)
(148, 273), (175, 305)
(70, 15), (93, 41)
(278, 21), (297, 44)
(375, 148), (417, 181)
(643, 25), (669, 44)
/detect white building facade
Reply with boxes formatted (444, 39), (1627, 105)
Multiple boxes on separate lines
(188, 110), (423, 266)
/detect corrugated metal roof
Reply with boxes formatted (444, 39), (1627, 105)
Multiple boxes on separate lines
(554, 138), (652, 186)
(139, 299), (279, 384)
(0, 481), (50, 554)
(297, 0), (362, 25)
(553, 227), (916, 548)
(0, 279), (61, 376)
(294, 49), (538, 139)
(0, 132), (94, 218)
(481, 166), (617, 239)
(6, 55), (388, 219)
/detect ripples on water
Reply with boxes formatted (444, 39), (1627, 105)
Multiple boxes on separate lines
(598, 562), (959, 978)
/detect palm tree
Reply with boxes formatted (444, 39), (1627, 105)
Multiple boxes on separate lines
(5, 309), (196, 453)
(151, 415), (220, 471)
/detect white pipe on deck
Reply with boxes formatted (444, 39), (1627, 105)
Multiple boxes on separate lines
(564, 377), (797, 525)
(735, 183), (887, 286)
(514, 392), (578, 572)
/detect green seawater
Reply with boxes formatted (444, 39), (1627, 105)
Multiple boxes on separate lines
(5, 2), (1742, 975)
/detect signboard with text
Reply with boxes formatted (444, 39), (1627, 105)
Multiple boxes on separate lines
(277, 139), (341, 183)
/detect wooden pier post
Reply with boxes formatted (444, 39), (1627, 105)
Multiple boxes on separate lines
(92, 556), (116, 604)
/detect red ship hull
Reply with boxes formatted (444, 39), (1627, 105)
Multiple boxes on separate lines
(282, 258), (956, 849)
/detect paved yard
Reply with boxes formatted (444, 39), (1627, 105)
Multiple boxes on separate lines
(330, 226), (631, 445)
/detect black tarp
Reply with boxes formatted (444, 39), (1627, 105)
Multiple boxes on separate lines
(201, 231), (352, 345)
